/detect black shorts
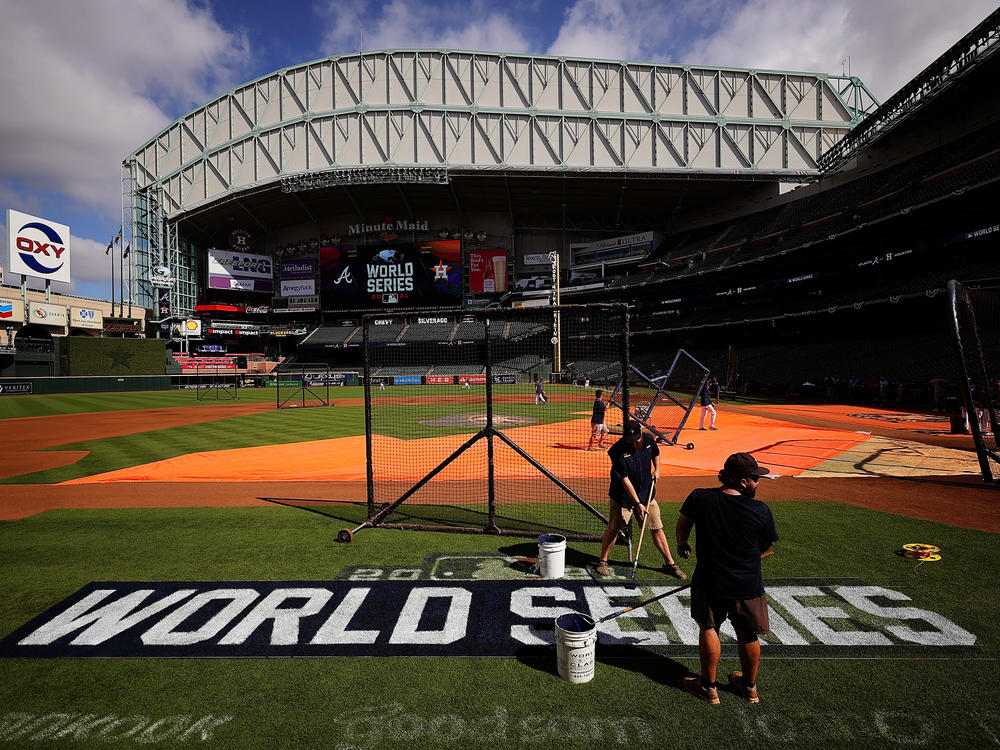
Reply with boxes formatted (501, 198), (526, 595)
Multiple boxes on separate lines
(690, 586), (771, 642)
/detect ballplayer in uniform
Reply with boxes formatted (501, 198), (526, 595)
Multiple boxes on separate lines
(588, 389), (610, 450)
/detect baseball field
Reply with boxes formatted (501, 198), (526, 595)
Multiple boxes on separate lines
(1, 384), (998, 749)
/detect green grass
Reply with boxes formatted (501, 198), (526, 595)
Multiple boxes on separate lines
(0, 388), (282, 418)
(0, 502), (996, 749)
(2, 387), (595, 483)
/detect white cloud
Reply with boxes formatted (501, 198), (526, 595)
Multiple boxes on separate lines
(679, 0), (998, 101)
(0, 0), (250, 300)
(546, 0), (710, 61)
(317, 0), (533, 56)
(0, 0), (249, 221)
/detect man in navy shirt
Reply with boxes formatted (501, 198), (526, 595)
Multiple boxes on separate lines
(675, 452), (778, 705)
(595, 422), (687, 579)
(587, 389), (610, 450)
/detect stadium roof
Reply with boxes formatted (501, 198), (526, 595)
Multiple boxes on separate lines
(126, 49), (878, 227)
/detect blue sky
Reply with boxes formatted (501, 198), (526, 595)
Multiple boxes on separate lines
(1, 0), (995, 302)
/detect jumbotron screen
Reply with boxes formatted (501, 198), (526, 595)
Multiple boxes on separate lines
(319, 240), (462, 309)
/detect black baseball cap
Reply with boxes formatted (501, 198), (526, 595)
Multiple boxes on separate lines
(624, 421), (643, 438)
(724, 452), (770, 480)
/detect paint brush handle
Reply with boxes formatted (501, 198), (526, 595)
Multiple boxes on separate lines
(597, 583), (691, 624)
(598, 549), (774, 624)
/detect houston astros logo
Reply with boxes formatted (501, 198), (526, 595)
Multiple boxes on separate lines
(15, 221), (67, 275)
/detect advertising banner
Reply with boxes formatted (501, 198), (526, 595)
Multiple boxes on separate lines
(280, 279), (315, 296)
(458, 374), (487, 384)
(156, 288), (171, 320)
(69, 306), (103, 330)
(207, 249), (273, 293)
(426, 375), (455, 384)
(393, 375), (422, 385)
(493, 374), (517, 384)
(468, 249), (508, 294)
(104, 318), (143, 334)
(0, 382), (32, 395)
(320, 241), (461, 309)
(303, 372), (357, 385)
(28, 302), (67, 327)
(522, 253), (553, 266)
(0, 299), (25, 323)
(180, 359), (235, 370)
(7, 209), (72, 284)
(279, 257), (316, 280)
(151, 265), (173, 288)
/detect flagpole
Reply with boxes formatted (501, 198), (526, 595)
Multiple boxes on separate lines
(118, 238), (123, 317)
(110, 240), (115, 317)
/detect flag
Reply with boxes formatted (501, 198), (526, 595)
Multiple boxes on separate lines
(105, 242), (112, 255)
(114, 227), (122, 245)
(123, 244), (130, 258)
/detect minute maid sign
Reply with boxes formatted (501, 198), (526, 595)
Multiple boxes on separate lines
(0, 556), (977, 659)
(7, 209), (71, 284)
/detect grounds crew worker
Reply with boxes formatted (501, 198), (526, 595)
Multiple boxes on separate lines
(595, 421), (687, 579)
(675, 452), (778, 705)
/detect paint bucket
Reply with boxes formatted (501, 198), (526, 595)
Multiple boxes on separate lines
(537, 534), (566, 579)
(555, 612), (598, 683)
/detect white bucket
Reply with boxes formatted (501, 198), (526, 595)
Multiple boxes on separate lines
(537, 534), (567, 579)
(555, 612), (598, 683)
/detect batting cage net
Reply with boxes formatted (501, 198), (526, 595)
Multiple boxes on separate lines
(363, 304), (630, 540)
(194, 369), (239, 401)
(608, 349), (709, 446)
(275, 367), (338, 409)
(948, 279), (1000, 483)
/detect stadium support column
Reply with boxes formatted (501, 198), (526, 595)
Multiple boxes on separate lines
(549, 251), (561, 374)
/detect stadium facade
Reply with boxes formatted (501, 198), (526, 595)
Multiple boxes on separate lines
(104, 9), (998, 392)
(122, 50), (876, 322)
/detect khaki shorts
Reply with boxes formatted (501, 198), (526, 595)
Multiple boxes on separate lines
(591, 422), (610, 438)
(608, 497), (663, 535)
(690, 586), (771, 642)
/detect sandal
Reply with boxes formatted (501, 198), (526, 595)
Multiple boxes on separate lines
(595, 561), (611, 576)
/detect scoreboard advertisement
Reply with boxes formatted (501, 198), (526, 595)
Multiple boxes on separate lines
(319, 241), (461, 309)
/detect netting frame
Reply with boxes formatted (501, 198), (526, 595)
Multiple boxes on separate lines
(608, 349), (709, 446)
(275, 366), (333, 409)
(194, 367), (239, 401)
(948, 279), (1000, 483)
(358, 303), (632, 541)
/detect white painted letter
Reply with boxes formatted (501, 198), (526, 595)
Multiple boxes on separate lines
(142, 589), (259, 646)
(218, 588), (331, 645)
(388, 587), (471, 644)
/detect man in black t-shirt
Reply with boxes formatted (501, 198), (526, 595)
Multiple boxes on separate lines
(595, 422), (687, 579)
(587, 389), (610, 450)
(675, 452), (778, 705)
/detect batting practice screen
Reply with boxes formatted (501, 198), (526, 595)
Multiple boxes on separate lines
(949, 279), (1000, 482)
(363, 304), (630, 540)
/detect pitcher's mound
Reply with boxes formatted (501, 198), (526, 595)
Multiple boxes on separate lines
(421, 413), (539, 427)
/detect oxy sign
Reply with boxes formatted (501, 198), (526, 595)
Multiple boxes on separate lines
(7, 209), (71, 284)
